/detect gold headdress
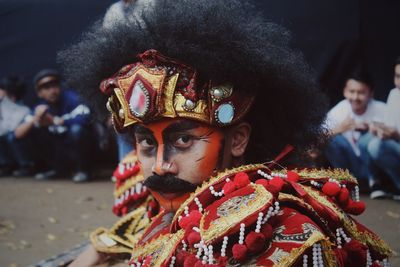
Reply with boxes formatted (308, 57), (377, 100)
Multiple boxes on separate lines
(100, 49), (254, 131)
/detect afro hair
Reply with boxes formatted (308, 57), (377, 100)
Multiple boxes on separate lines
(58, 0), (328, 163)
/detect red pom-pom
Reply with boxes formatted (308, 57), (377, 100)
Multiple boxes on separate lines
(265, 184), (280, 195)
(322, 181), (341, 197)
(371, 262), (382, 267)
(269, 177), (284, 191)
(184, 254), (200, 267)
(255, 179), (269, 188)
(222, 181), (236, 195)
(261, 223), (273, 239)
(334, 248), (348, 267)
(338, 187), (350, 206)
(121, 206), (128, 215)
(287, 171), (300, 182)
(188, 210), (202, 224)
(232, 243), (248, 262)
(179, 216), (191, 229)
(343, 239), (368, 267)
(187, 231), (201, 246)
(234, 172), (250, 188)
(345, 200), (366, 215)
(245, 231), (266, 253)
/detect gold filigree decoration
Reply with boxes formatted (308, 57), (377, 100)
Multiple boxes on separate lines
(114, 173), (145, 198)
(275, 231), (329, 267)
(200, 184), (272, 244)
(131, 230), (184, 266)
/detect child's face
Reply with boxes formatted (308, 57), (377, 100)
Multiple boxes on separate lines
(394, 64), (400, 89)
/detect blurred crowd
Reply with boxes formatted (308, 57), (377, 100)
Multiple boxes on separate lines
(322, 58), (400, 200)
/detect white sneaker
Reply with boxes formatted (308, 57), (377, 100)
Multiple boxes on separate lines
(370, 189), (390, 199)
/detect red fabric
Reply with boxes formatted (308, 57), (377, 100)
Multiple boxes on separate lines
(286, 171), (299, 182)
(184, 254), (200, 267)
(261, 223), (273, 240)
(334, 248), (348, 267)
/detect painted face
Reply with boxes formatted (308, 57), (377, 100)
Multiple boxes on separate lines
(134, 118), (225, 211)
(343, 79), (372, 115)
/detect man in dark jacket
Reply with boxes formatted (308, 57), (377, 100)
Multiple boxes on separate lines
(16, 69), (91, 182)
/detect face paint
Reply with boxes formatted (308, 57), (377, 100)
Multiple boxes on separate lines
(134, 118), (224, 212)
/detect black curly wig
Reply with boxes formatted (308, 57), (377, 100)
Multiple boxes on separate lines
(58, 0), (328, 163)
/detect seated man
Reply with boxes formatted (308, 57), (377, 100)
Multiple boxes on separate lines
(16, 69), (91, 182)
(0, 76), (34, 176)
(324, 71), (387, 197)
(61, 0), (392, 266)
(368, 57), (400, 200)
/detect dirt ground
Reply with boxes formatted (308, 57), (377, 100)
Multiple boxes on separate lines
(0, 175), (399, 267)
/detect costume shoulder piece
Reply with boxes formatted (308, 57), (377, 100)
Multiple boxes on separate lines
(91, 152), (160, 254)
(128, 165), (392, 267)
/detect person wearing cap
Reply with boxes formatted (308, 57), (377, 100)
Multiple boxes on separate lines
(16, 69), (92, 182)
(0, 76), (35, 177)
(61, 0), (392, 266)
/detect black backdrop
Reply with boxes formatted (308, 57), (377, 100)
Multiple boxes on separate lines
(1, 0), (399, 107)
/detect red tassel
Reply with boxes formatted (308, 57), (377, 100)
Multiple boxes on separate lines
(187, 231), (201, 247)
(322, 181), (341, 197)
(245, 231), (266, 253)
(261, 223), (273, 240)
(337, 187), (350, 206)
(234, 172), (250, 188)
(287, 171), (300, 182)
(269, 177), (284, 191)
(222, 181), (236, 195)
(345, 200), (366, 215)
(232, 243), (248, 262)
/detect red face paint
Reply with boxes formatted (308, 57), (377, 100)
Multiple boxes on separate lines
(134, 118), (224, 211)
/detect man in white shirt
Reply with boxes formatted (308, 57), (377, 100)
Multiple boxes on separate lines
(368, 58), (400, 200)
(324, 70), (387, 197)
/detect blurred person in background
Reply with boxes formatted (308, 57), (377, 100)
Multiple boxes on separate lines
(368, 57), (400, 200)
(324, 69), (388, 198)
(0, 76), (35, 176)
(16, 69), (92, 182)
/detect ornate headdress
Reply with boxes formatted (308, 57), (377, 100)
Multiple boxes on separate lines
(100, 49), (254, 131)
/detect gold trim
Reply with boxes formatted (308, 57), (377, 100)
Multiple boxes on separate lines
(162, 73), (179, 118)
(114, 173), (145, 197)
(90, 227), (132, 254)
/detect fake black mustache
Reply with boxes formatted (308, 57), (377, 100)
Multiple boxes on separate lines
(143, 174), (198, 193)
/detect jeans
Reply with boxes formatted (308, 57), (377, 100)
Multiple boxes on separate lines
(0, 131), (34, 168)
(324, 133), (373, 181)
(33, 124), (91, 173)
(368, 137), (400, 191)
